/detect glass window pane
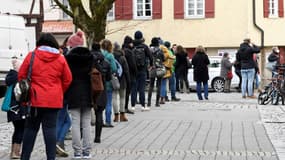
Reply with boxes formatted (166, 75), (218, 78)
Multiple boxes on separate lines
(146, 4), (151, 9)
(146, 10), (151, 16)
(137, 11), (143, 16)
(189, 10), (194, 15)
(197, 9), (203, 15)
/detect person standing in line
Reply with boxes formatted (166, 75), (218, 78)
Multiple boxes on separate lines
(147, 37), (164, 107)
(234, 53), (242, 92)
(175, 45), (190, 93)
(5, 59), (26, 159)
(220, 52), (233, 93)
(236, 38), (260, 98)
(55, 36), (71, 157)
(122, 36), (137, 114)
(159, 40), (175, 104)
(164, 41), (180, 101)
(101, 39), (117, 127)
(112, 42), (130, 122)
(131, 31), (153, 111)
(65, 31), (93, 159)
(191, 45), (210, 100)
(19, 33), (72, 160)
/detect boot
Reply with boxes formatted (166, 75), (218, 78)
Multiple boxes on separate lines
(160, 97), (165, 104)
(113, 113), (119, 122)
(94, 124), (102, 143)
(56, 142), (68, 157)
(155, 95), (160, 107)
(10, 143), (20, 159)
(120, 112), (128, 122)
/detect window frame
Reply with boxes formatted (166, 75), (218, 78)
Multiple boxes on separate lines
(269, 0), (279, 18)
(184, 0), (205, 19)
(107, 4), (115, 21)
(133, 0), (153, 20)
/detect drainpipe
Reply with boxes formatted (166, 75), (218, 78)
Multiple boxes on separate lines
(253, 0), (266, 88)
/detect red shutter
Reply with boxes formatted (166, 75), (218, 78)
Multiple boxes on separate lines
(174, 0), (184, 19)
(153, 0), (162, 19)
(123, 0), (133, 19)
(115, 0), (133, 20)
(279, 0), (284, 17)
(205, 0), (215, 18)
(264, 0), (269, 17)
(115, 0), (123, 20)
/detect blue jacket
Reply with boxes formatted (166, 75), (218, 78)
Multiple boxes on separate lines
(102, 50), (117, 91)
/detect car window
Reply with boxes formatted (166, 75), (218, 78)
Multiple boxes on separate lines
(209, 60), (220, 68)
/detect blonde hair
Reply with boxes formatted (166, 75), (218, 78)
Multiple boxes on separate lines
(195, 45), (205, 53)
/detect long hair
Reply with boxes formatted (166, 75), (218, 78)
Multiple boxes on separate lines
(101, 39), (113, 53)
(36, 32), (59, 49)
(195, 45), (206, 53)
(176, 45), (186, 54)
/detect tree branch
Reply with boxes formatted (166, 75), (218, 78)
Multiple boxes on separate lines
(106, 21), (144, 35)
(53, 0), (74, 18)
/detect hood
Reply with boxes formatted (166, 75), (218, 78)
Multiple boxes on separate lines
(66, 47), (92, 64)
(35, 46), (61, 63)
(133, 39), (144, 46)
(239, 43), (249, 52)
(113, 49), (123, 57)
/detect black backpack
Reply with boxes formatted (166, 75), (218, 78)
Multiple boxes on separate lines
(152, 47), (164, 68)
(133, 45), (146, 69)
(92, 51), (112, 81)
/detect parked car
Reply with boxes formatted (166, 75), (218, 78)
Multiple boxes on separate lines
(187, 56), (239, 92)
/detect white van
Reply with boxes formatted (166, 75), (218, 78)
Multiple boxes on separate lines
(0, 14), (30, 97)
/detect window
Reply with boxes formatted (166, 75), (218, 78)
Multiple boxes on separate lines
(134, 0), (152, 19)
(185, 0), (205, 18)
(269, 0), (279, 17)
(107, 4), (115, 21)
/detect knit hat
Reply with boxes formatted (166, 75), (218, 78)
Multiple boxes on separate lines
(134, 30), (143, 40)
(151, 37), (159, 47)
(67, 31), (84, 48)
(11, 59), (22, 72)
(164, 41), (171, 48)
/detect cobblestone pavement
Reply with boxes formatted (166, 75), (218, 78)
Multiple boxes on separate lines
(0, 92), (284, 160)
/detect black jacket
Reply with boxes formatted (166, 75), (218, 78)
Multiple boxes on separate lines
(5, 70), (26, 122)
(191, 52), (210, 82)
(123, 47), (137, 80)
(113, 49), (131, 89)
(175, 51), (188, 74)
(65, 47), (93, 109)
(237, 43), (260, 69)
(133, 39), (153, 72)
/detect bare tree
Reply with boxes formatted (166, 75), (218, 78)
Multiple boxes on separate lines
(53, 0), (115, 46)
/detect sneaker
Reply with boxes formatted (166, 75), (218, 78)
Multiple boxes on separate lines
(103, 123), (114, 128)
(171, 97), (181, 101)
(126, 109), (134, 114)
(82, 152), (91, 159)
(131, 107), (135, 111)
(73, 153), (81, 159)
(141, 106), (150, 111)
(56, 144), (68, 157)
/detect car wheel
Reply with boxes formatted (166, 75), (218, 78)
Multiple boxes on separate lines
(212, 77), (225, 92)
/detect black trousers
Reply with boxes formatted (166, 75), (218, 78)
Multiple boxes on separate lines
(12, 119), (25, 144)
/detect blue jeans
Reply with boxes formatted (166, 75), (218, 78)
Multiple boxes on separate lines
(21, 108), (58, 160)
(105, 90), (113, 124)
(241, 68), (255, 97)
(169, 72), (176, 98)
(131, 71), (146, 107)
(160, 78), (167, 97)
(196, 81), (208, 100)
(56, 102), (71, 143)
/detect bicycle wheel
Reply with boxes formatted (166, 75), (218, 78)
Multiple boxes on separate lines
(271, 90), (279, 105)
(258, 92), (268, 105)
(263, 91), (272, 105)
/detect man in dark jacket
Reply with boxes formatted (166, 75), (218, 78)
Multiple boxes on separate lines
(131, 31), (153, 112)
(236, 38), (260, 98)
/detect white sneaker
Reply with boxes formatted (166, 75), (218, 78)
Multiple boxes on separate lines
(131, 107), (135, 111)
(141, 106), (150, 111)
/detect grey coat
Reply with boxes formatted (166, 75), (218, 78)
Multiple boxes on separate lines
(220, 57), (233, 78)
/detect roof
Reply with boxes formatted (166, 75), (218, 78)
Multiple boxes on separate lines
(42, 20), (73, 34)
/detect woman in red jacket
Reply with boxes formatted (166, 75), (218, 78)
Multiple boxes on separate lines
(18, 33), (72, 160)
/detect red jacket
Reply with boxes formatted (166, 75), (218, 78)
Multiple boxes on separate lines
(18, 47), (72, 109)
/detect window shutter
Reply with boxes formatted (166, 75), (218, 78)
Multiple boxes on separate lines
(115, 0), (123, 20)
(264, 0), (269, 17)
(123, 0), (133, 19)
(153, 0), (162, 19)
(205, 0), (215, 18)
(174, 0), (184, 19)
(279, 0), (284, 17)
(115, 0), (133, 20)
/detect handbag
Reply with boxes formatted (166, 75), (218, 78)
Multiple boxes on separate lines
(1, 85), (14, 112)
(17, 52), (35, 103)
(227, 70), (233, 79)
(156, 66), (166, 78)
(111, 74), (120, 90)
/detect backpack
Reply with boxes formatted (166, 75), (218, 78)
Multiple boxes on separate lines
(152, 47), (164, 68)
(133, 45), (146, 69)
(90, 67), (104, 93)
(114, 59), (123, 78)
(92, 51), (112, 81)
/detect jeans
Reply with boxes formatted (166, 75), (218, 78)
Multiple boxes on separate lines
(21, 108), (58, 160)
(70, 107), (92, 155)
(160, 78), (167, 97)
(105, 90), (113, 124)
(56, 103), (71, 143)
(241, 68), (255, 97)
(131, 71), (146, 107)
(196, 81), (208, 100)
(169, 72), (176, 98)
